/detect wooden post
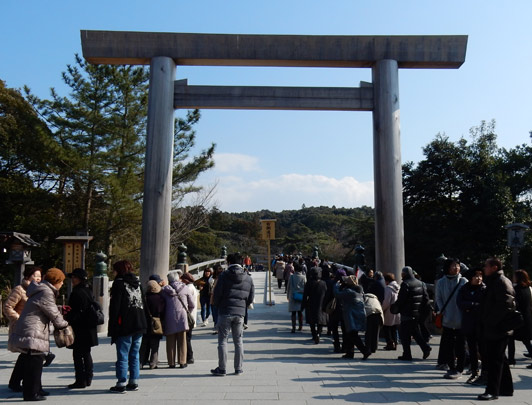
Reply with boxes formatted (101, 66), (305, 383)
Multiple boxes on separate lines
(140, 56), (176, 286)
(372, 59), (405, 281)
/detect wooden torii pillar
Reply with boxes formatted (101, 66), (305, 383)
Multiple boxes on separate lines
(81, 31), (467, 283)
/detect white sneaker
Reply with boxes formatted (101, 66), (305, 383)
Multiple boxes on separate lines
(201, 320), (209, 327)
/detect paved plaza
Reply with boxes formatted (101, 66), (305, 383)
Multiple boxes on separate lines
(2, 271), (532, 404)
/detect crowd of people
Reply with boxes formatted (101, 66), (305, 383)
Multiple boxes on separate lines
(273, 254), (532, 401)
(2, 253), (255, 401)
(2, 252), (531, 402)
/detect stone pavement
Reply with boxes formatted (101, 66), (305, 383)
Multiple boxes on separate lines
(2, 271), (532, 404)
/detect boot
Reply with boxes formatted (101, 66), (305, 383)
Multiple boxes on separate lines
(68, 380), (86, 389)
(384, 342), (397, 351)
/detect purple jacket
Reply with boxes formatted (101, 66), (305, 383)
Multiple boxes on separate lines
(161, 281), (195, 334)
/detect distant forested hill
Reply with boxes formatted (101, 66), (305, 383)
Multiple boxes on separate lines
(184, 206), (375, 268)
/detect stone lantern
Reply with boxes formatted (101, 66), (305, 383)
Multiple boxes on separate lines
(0, 232), (40, 286)
(505, 223), (529, 272)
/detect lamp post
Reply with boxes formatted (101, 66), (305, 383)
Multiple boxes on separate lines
(260, 219), (276, 306)
(505, 223), (529, 272)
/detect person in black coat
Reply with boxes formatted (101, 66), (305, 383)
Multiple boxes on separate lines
(395, 266), (431, 361)
(65, 268), (99, 389)
(456, 268), (486, 384)
(139, 279), (166, 369)
(301, 267), (328, 344)
(477, 258), (515, 401)
(108, 260), (147, 393)
(324, 268), (346, 353)
(507, 269), (532, 366)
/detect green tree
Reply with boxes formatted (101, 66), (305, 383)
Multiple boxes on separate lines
(403, 120), (521, 279)
(26, 56), (149, 265)
(23, 56), (215, 268)
(0, 80), (68, 270)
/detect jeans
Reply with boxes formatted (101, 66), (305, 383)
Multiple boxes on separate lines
(217, 314), (244, 372)
(115, 333), (142, 385)
(200, 296), (211, 322)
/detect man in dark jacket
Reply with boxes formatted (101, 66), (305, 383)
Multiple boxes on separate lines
(477, 258), (515, 401)
(396, 266), (431, 361)
(211, 253), (254, 376)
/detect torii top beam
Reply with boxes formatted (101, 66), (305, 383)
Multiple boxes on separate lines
(81, 30), (467, 69)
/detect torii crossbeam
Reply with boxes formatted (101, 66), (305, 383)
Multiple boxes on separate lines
(81, 30), (467, 283)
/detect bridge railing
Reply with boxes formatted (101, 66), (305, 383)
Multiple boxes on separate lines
(169, 258), (227, 278)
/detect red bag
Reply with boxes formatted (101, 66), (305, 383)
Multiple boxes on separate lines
(434, 313), (443, 329)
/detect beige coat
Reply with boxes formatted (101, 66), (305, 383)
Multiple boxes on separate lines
(2, 279), (30, 352)
(8, 281), (68, 353)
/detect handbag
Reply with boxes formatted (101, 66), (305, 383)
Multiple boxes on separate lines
(293, 291), (303, 302)
(177, 295), (195, 329)
(324, 297), (337, 315)
(87, 300), (105, 327)
(500, 310), (524, 333)
(390, 302), (400, 315)
(434, 312), (443, 329)
(151, 316), (163, 335)
(54, 325), (75, 348)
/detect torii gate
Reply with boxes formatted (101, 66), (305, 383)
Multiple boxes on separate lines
(81, 31), (467, 283)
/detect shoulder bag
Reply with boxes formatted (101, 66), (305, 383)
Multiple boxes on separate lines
(87, 300), (105, 327)
(177, 294), (195, 329)
(145, 301), (163, 335)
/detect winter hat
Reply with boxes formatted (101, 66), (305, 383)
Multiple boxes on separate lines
(149, 274), (163, 284)
(146, 279), (161, 294)
(67, 268), (87, 280)
(336, 269), (347, 278)
(44, 268), (66, 285)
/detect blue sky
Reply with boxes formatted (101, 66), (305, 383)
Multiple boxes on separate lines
(2, 1), (531, 212)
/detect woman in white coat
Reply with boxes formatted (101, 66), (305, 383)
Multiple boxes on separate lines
(382, 273), (401, 350)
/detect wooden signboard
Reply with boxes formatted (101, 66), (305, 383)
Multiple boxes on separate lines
(260, 219), (276, 240)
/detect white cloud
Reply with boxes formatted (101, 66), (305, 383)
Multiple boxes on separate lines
(214, 153), (261, 173)
(215, 173), (374, 212)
